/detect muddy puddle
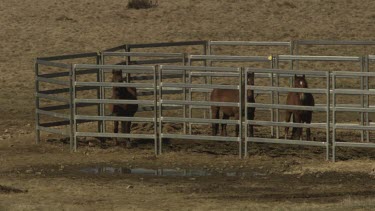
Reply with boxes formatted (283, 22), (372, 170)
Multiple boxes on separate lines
(79, 166), (267, 178)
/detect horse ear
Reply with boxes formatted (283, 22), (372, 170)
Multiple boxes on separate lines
(247, 72), (254, 78)
(294, 74), (297, 79)
(302, 74), (305, 78)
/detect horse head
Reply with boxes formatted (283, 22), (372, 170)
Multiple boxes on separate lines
(112, 70), (124, 83)
(294, 74), (308, 101)
(112, 69), (137, 99)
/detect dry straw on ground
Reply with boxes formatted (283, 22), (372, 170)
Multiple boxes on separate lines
(1, 0), (375, 210)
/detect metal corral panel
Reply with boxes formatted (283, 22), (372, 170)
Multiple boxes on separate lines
(248, 137), (327, 147)
(76, 132), (155, 139)
(160, 134), (239, 142)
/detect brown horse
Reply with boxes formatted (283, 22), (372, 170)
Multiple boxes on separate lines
(110, 70), (138, 147)
(285, 75), (315, 140)
(211, 72), (255, 137)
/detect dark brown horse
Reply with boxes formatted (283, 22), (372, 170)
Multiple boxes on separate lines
(211, 72), (255, 137)
(110, 70), (138, 147)
(285, 75), (315, 140)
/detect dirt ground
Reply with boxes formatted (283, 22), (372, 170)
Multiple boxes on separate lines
(1, 0), (375, 210)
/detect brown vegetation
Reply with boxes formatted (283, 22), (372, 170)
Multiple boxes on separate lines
(0, 0), (375, 210)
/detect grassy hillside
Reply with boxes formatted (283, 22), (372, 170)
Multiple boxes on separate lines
(1, 0), (374, 128)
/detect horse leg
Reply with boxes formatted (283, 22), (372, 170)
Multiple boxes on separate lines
(221, 113), (229, 136)
(235, 112), (240, 137)
(305, 111), (312, 141)
(285, 110), (292, 139)
(114, 120), (119, 145)
(293, 113), (303, 140)
(211, 106), (219, 136)
(120, 121), (132, 148)
(247, 107), (254, 137)
(291, 112), (297, 139)
(126, 121), (132, 148)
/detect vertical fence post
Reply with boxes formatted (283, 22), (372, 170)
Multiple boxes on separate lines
(332, 72), (336, 162)
(244, 68), (249, 158)
(154, 65), (158, 155)
(100, 53), (106, 133)
(326, 71), (331, 161)
(182, 53), (187, 66)
(364, 56), (370, 142)
(207, 41), (213, 121)
(206, 41), (212, 120)
(207, 40), (212, 64)
(182, 53), (187, 134)
(289, 41), (295, 88)
(188, 58), (193, 135)
(96, 52), (102, 134)
(294, 40), (300, 70)
(270, 55), (274, 137)
(239, 67), (243, 159)
(274, 55), (280, 139)
(206, 40), (211, 56)
(203, 42), (208, 120)
(360, 56), (365, 142)
(125, 44), (131, 82)
(71, 64), (77, 152)
(290, 40), (295, 70)
(35, 61), (40, 144)
(183, 57), (187, 135)
(158, 65), (163, 155)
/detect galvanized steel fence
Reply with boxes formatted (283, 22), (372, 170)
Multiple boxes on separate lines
(35, 40), (375, 160)
(158, 65), (243, 157)
(35, 52), (100, 150)
(332, 70), (375, 161)
(244, 68), (331, 160)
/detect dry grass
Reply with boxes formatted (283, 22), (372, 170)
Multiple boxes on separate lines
(1, 1), (375, 210)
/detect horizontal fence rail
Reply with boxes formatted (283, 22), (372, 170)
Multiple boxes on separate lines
(296, 40), (375, 45)
(127, 40), (207, 49)
(102, 51), (186, 67)
(277, 55), (361, 62)
(188, 55), (271, 63)
(37, 52), (98, 61)
(209, 41), (292, 46)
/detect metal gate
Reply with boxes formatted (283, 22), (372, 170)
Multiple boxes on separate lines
(158, 65), (243, 157)
(244, 68), (331, 160)
(72, 64), (158, 153)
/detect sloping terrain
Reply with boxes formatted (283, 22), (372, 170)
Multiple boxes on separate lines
(0, 0), (375, 210)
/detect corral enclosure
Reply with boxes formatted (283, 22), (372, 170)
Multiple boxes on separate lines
(35, 40), (375, 161)
(2, 1), (375, 210)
